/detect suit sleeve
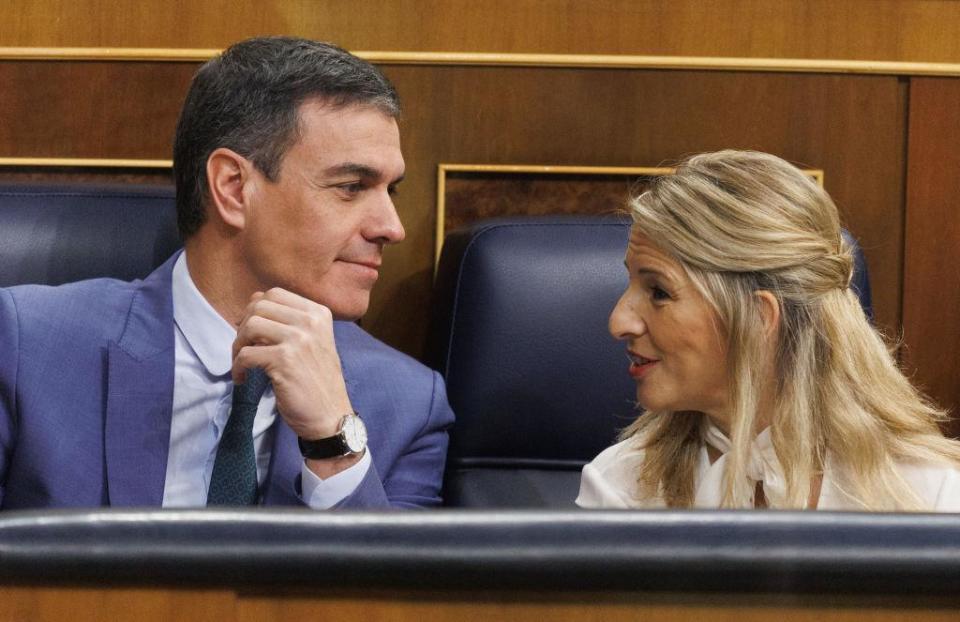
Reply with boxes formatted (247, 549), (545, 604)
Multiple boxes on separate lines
(335, 370), (454, 509)
(0, 290), (20, 507)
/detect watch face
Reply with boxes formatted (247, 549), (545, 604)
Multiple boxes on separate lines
(342, 415), (367, 453)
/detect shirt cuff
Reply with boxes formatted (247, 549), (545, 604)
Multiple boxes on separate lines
(300, 450), (373, 509)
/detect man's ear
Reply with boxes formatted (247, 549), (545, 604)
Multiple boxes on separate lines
(755, 290), (781, 339)
(206, 147), (253, 230)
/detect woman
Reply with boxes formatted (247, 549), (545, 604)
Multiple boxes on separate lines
(577, 150), (960, 511)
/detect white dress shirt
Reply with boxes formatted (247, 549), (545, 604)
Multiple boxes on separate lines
(577, 421), (960, 511)
(161, 253), (370, 508)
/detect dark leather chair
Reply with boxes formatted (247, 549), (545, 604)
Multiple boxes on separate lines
(0, 183), (180, 287)
(430, 215), (874, 508)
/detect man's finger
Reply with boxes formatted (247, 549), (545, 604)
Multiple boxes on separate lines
(231, 343), (281, 385)
(260, 286), (326, 314)
(239, 296), (304, 329)
(232, 314), (292, 360)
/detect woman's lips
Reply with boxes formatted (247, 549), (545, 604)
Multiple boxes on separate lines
(627, 351), (659, 379)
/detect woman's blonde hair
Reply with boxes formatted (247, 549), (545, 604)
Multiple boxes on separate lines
(623, 150), (960, 510)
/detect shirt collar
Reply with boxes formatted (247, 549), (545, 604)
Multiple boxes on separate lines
(698, 420), (787, 507)
(171, 252), (236, 377)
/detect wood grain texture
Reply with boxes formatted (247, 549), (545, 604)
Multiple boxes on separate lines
(1, 587), (957, 621)
(903, 78), (960, 438)
(236, 592), (960, 622)
(0, 587), (235, 621)
(2, 0), (960, 63)
(0, 61), (194, 159)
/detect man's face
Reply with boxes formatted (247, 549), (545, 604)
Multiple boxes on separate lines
(241, 100), (405, 320)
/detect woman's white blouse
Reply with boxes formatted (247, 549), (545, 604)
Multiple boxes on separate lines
(576, 426), (960, 511)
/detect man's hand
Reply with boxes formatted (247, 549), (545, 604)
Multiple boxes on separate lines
(231, 288), (361, 478)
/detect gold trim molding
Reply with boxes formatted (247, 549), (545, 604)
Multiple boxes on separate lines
(1, 47), (959, 77)
(367, 52), (960, 77)
(0, 47), (217, 62)
(0, 157), (172, 168)
(435, 163), (823, 265)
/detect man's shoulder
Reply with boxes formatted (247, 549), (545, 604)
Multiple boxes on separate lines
(334, 321), (435, 379)
(5, 277), (138, 312)
(2, 277), (144, 339)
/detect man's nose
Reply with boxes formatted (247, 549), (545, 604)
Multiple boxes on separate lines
(370, 192), (406, 245)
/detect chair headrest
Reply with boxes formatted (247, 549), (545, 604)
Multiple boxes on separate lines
(430, 216), (638, 468)
(0, 183), (180, 287)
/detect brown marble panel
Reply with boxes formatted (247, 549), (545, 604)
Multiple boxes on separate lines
(0, 167), (173, 186)
(442, 173), (648, 234)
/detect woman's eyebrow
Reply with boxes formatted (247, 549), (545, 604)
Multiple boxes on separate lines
(624, 261), (670, 280)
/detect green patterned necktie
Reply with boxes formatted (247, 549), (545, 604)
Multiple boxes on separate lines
(207, 368), (270, 506)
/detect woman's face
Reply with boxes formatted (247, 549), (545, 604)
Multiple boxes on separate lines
(609, 226), (730, 417)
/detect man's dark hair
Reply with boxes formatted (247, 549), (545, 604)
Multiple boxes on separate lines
(172, 36), (401, 238)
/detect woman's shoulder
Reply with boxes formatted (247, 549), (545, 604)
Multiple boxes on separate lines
(823, 457), (960, 511)
(576, 437), (665, 509)
(897, 460), (960, 512)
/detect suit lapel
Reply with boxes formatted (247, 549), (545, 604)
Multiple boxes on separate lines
(104, 254), (178, 507)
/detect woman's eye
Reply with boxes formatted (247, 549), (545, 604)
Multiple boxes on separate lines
(651, 285), (671, 302)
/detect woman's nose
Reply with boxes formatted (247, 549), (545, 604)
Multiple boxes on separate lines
(609, 291), (645, 340)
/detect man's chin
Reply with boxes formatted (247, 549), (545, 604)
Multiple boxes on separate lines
(322, 295), (370, 322)
(329, 309), (366, 322)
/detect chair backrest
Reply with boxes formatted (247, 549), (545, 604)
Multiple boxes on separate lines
(0, 183), (180, 287)
(430, 216), (874, 508)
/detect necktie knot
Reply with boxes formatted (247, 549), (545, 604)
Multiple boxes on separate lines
(234, 367), (270, 407)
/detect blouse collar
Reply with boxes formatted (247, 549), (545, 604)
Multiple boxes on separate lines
(695, 421), (788, 507)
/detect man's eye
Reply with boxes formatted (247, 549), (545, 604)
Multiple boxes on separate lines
(340, 182), (364, 194)
(388, 184), (399, 196)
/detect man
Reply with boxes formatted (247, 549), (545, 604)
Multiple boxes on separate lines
(0, 37), (453, 509)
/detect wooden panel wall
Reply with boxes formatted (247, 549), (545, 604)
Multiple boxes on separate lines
(903, 78), (960, 438)
(2, 0), (960, 62)
(0, 62), (193, 158)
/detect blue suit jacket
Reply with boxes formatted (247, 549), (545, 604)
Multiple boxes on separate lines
(0, 254), (453, 509)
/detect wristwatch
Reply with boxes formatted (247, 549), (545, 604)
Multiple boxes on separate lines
(298, 412), (367, 460)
